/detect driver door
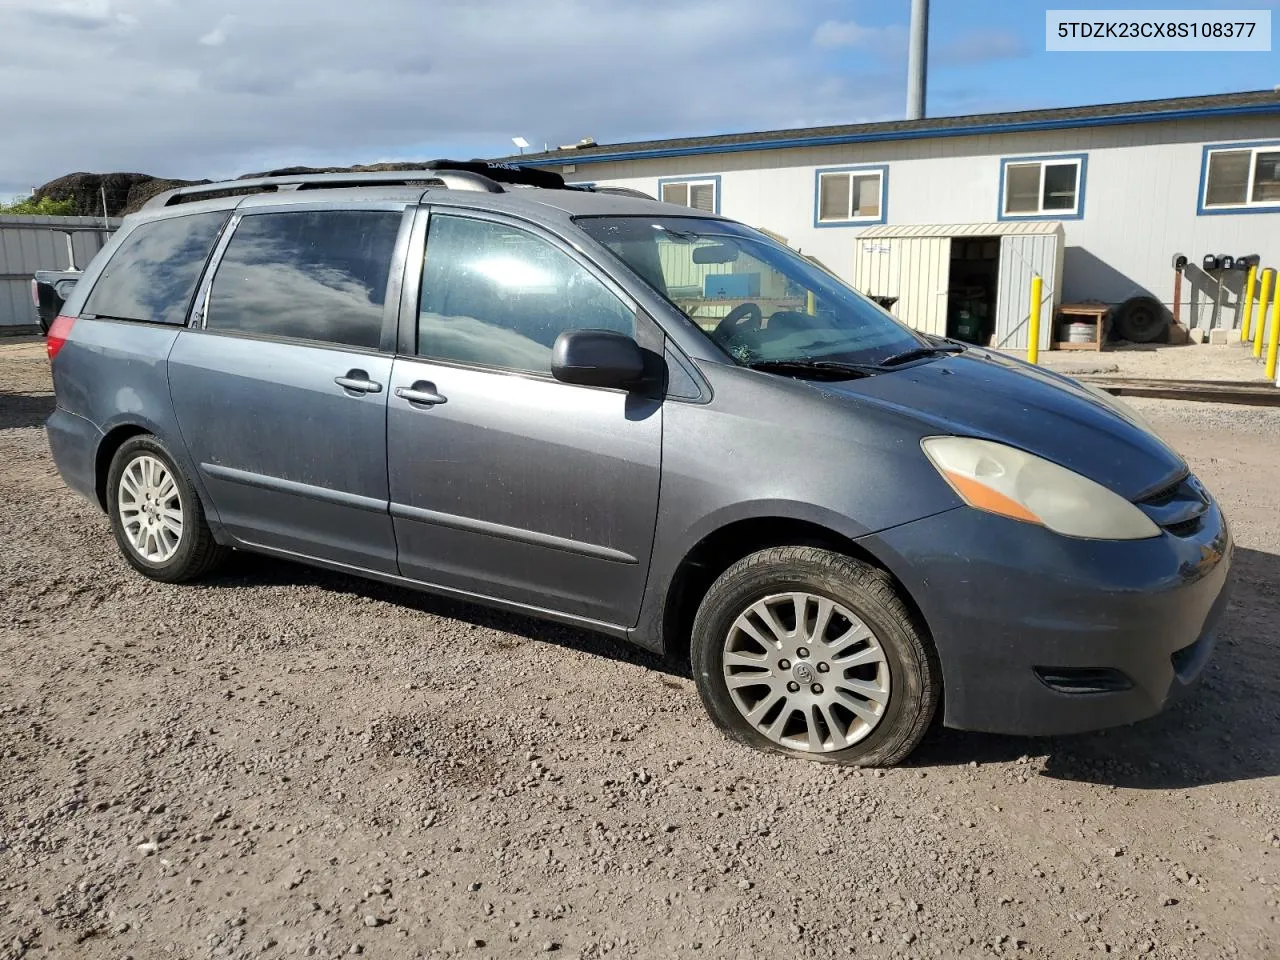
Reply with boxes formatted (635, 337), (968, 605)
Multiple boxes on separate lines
(386, 211), (665, 627)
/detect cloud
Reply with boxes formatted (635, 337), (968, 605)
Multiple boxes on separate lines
(935, 29), (1029, 65)
(0, 0), (912, 196)
(811, 19), (907, 54)
(198, 16), (233, 46)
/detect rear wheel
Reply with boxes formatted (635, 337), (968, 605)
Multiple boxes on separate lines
(107, 436), (228, 582)
(690, 546), (940, 766)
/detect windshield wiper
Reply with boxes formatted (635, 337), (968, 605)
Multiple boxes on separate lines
(745, 359), (883, 380)
(876, 343), (966, 367)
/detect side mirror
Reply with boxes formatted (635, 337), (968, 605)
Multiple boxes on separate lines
(551, 329), (646, 389)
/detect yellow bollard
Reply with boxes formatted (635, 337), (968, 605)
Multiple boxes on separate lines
(1254, 269), (1274, 360)
(1028, 275), (1043, 365)
(1240, 264), (1258, 343)
(1267, 284), (1280, 381)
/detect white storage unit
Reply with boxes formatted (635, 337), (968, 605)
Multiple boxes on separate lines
(849, 222), (1064, 352)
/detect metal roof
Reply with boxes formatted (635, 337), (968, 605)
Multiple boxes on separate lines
(507, 90), (1280, 167)
(856, 221), (1064, 238)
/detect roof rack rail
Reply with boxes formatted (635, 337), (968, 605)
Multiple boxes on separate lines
(144, 160), (566, 209)
(586, 186), (658, 201)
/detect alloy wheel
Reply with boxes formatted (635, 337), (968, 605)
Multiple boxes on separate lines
(722, 591), (891, 752)
(117, 455), (184, 563)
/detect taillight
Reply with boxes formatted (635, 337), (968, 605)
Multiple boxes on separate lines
(47, 315), (76, 360)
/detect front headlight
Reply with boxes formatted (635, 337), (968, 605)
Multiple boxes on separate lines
(921, 436), (1161, 540)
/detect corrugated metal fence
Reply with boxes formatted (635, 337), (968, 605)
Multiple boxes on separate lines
(0, 216), (119, 331)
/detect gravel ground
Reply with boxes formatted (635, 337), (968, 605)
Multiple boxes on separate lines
(2, 342), (1278, 960)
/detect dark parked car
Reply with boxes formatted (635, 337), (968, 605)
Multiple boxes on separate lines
(44, 163), (1231, 766)
(32, 269), (81, 334)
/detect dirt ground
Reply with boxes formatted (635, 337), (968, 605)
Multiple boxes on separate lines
(1, 339), (1277, 960)
(1007, 339), (1278, 383)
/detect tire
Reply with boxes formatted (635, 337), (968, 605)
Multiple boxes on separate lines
(106, 435), (228, 583)
(1113, 296), (1168, 344)
(690, 546), (940, 767)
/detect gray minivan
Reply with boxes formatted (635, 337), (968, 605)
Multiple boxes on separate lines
(45, 163), (1231, 766)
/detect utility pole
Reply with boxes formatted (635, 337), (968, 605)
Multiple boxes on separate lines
(906, 0), (929, 120)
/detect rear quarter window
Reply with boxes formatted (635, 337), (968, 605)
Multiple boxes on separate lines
(83, 211), (229, 325)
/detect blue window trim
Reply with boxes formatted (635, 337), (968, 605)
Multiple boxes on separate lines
(997, 153), (1088, 222)
(812, 164), (889, 228)
(1197, 139), (1280, 216)
(656, 175), (722, 214)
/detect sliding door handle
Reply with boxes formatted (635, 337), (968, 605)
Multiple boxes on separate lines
(395, 382), (447, 406)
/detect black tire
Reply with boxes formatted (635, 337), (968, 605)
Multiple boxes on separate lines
(690, 546), (940, 767)
(1113, 296), (1168, 344)
(106, 435), (228, 583)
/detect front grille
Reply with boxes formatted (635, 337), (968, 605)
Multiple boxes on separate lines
(1034, 667), (1134, 695)
(1136, 473), (1209, 537)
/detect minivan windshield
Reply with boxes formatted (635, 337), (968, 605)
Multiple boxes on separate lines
(577, 216), (929, 368)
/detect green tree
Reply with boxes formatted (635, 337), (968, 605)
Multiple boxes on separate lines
(0, 195), (79, 216)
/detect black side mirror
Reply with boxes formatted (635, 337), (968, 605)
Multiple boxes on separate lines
(551, 329), (646, 389)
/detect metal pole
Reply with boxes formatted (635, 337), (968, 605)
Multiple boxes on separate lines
(1240, 264), (1257, 342)
(1254, 269), (1274, 360)
(1267, 285), (1280, 380)
(101, 185), (110, 229)
(1028, 275), (1043, 365)
(1172, 268), (1182, 329)
(905, 0), (929, 120)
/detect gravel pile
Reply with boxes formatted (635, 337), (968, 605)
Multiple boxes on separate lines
(2, 350), (1277, 959)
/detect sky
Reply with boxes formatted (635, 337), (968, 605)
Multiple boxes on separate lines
(0, 0), (1276, 197)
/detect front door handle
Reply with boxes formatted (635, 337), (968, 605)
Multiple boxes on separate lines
(395, 381), (448, 407)
(335, 370), (383, 394)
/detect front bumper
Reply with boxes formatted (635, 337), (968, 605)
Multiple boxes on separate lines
(861, 497), (1232, 736)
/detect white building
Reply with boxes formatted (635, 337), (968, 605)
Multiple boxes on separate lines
(519, 90), (1280, 347)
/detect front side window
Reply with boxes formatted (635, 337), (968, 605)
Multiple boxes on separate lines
(816, 166), (886, 224)
(1202, 143), (1280, 212)
(659, 177), (718, 212)
(83, 211), (228, 324)
(418, 215), (635, 374)
(1001, 156), (1084, 218)
(205, 210), (401, 350)
(578, 216), (925, 367)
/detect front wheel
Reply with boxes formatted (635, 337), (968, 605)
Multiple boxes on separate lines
(106, 435), (228, 583)
(690, 546), (940, 767)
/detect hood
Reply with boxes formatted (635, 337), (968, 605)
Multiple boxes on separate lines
(827, 350), (1186, 501)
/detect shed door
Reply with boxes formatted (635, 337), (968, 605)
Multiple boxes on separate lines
(994, 234), (1058, 351)
(892, 237), (951, 337)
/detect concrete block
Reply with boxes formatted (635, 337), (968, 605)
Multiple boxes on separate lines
(1208, 327), (1232, 345)
(1188, 327), (1206, 344)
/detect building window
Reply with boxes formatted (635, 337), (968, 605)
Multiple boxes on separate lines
(658, 176), (720, 213)
(999, 154), (1086, 220)
(813, 165), (889, 227)
(1200, 141), (1280, 214)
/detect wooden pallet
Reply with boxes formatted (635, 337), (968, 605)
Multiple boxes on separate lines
(1076, 376), (1280, 407)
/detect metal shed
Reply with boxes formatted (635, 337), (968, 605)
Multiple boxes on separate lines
(849, 221), (1065, 352)
(0, 216), (119, 332)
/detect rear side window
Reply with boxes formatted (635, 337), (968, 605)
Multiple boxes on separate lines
(83, 211), (228, 324)
(206, 210), (401, 350)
